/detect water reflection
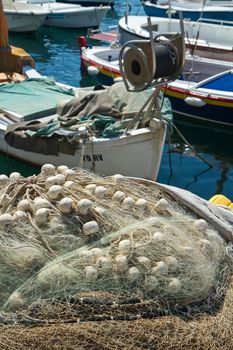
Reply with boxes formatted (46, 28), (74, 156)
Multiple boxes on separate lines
(9, 27), (83, 86)
(159, 118), (233, 200)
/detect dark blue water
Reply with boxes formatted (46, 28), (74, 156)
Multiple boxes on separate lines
(4, 0), (233, 201)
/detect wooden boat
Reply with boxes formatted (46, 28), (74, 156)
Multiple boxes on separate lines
(14, 0), (110, 29)
(142, 0), (233, 23)
(3, 0), (49, 32)
(118, 15), (233, 62)
(0, 72), (169, 179)
(0, 4), (170, 181)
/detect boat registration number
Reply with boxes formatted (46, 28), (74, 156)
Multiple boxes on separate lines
(83, 154), (103, 162)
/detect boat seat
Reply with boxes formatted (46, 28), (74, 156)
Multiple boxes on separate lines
(181, 71), (201, 82)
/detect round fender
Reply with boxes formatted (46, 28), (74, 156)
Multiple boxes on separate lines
(184, 96), (206, 107)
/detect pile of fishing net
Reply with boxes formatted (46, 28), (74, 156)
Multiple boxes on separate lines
(0, 166), (232, 349)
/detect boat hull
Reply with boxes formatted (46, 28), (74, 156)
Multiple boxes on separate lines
(142, 1), (233, 22)
(81, 46), (121, 85)
(44, 6), (109, 28)
(164, 86), (233, 126)
(57, 0), (114, 7)
(5, 13), (47, 32)
(118, 16), (233, 62)
(0, 122), (167, 180)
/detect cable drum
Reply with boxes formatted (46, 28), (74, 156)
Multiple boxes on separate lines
(153, 43), (178, 78)
(123, 46), (150, 89)
(122, 41), (179, 89)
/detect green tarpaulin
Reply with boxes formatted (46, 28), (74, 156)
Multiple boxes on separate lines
(0, 78), (75, 120)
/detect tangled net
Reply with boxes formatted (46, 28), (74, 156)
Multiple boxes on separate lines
(0, 166), (232, 349)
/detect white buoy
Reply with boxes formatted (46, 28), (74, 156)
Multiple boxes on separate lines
(115, 255), (128, 272)
(0, 174), (9, 187)
(118, 239), (132, 254)
(9, 172), (21, 181)
(135, 198), (148, 211)
(76, 198), (92, 215)
(151, 261), (168, 275)
(94, 186), (107, 199)
(7, 292), (24, 311)
(57, 165), (69, 174)
(136, 256), (151, 271)
(83, 221), (99, 236)
(184, 96), (206, 107)
(41, 164), (56, 175)
(112, 174), (125, 183)
(79, 249), (95, 264)
(87, 65), (99, 77)
(93, 206), (107, 216)
(96, 256), (112, 274)
(0, 213), (14, 227)
(64, 181), (75, 190)
(194, 219), (208, 231)
(85, 184), (97, 195)
(127, 266), (141, 283)
(112, 191), (126, 203)
(85, 265), (98, 282)
(154, 198), (170, 213)
(13, 210), (28, 221)
(54, 174), (66, 185)
(58, 197), (74, 214)
(79, 249), (94, 265)
(90, 248), (103, 259)
(47, 185), (63, 200)
(33, 197), (51, 210)
(122, 197), (135, 210)
(35, 208), (50, 226)
(165, 256), (178, 272)
(63, 169), (76, 181)
(17, 199), (31, 212)
(168, 278), (181, 293)
(45, 176), (57, 190)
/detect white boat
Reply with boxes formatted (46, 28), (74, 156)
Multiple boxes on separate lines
(0, 5), (171, 180)
(3, 0), (49, 32)
(57, 0), (115, 7)
(118, 15), (233, 62)
(0, 66), (168, 179)
(15, 0), (110, 28)
(142, 0), (233, 22)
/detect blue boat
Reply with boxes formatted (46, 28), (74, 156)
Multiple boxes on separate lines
(164, 67), (233, 126)
(142, 0), (233, 23)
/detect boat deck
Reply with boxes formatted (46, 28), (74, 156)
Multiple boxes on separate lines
(88, 30), (118, 43)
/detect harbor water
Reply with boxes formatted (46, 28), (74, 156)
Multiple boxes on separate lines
(4, 0), (233, 201)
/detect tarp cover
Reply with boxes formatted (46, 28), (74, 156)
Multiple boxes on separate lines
(0, 78), (75, 120)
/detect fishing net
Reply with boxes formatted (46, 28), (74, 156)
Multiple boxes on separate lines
(0, 166), (232, 349)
